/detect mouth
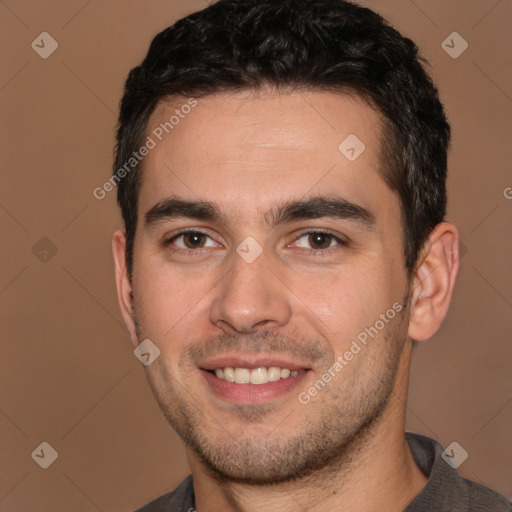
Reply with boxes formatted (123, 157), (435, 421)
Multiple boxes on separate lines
(199, 357), (312, 404)
(208, 366), (304, 384)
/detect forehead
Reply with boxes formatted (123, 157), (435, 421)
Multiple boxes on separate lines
(138, 89), (396, 228)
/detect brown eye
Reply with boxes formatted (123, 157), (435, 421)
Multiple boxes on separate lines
(292, 231), (346, 254)
(307, 232), (333, 249)
(167, 231), (218, 251)
(182, 232), (207, 248)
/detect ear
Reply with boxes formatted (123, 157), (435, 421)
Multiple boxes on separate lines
(408, 222), (460, 342)
(112, 229), (139, 348)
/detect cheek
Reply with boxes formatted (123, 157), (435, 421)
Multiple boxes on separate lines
(133, 259), (216, 340)
(287, 268), (386, 347)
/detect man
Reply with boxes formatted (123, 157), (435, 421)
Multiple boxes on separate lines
(111, 0), (511, 510)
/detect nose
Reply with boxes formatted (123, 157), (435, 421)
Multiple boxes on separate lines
(209, 247), (293, 334)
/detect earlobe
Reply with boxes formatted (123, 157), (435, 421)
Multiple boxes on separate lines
(408, 222), (460, 342)
(112, 229), (139, 347)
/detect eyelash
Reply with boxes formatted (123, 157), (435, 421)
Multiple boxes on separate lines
(163, 228), (348, 257)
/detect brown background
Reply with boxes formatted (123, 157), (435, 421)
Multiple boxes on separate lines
(1, 0), (511, 510)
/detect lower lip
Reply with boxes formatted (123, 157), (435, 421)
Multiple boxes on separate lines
(201, 369), (310, 404)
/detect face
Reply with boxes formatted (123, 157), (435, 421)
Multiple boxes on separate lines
(128, 90), (412, 483)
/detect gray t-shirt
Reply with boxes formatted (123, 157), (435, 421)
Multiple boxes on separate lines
(135, 433), (511, 511)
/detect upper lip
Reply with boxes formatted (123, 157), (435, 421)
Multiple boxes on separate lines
(199, 355), (311, 371)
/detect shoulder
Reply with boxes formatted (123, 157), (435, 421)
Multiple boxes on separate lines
(134, 475), (195, 512)
(459, 476), (512, 511)
(406, 433), (511, 511)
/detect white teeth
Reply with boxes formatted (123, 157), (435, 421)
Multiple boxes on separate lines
(234, 368), (250, 384)
(250, 367), (268, 384)
(223, 367), (235, 382)
(211, 366), (303, 384)
(268, 367), (281, 382)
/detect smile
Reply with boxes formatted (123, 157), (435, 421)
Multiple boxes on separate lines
(210, 367), (303, 385)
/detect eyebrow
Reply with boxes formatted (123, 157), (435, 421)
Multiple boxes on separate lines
(143, 195), (376, 231)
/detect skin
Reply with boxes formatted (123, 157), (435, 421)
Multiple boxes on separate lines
(112, 89), (460, 511)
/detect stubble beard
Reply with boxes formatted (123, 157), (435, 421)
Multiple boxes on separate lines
(136, 300), (410, 486)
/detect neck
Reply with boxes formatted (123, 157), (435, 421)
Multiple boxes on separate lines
(188, 346), (427, 512)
